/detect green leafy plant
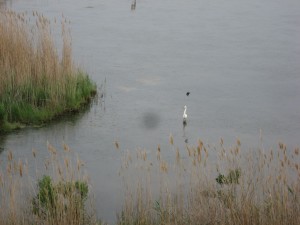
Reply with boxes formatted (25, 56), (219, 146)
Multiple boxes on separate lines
(216, 168), (241, 186)
(32, 175), (56, 217)
(32, 175), (89, 221)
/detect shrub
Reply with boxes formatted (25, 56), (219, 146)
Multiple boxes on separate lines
(32, 175), (89, 222)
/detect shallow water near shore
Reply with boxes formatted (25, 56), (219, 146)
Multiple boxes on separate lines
(1, 0), (300, 222)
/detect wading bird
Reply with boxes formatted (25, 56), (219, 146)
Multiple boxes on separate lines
(183, 105), (187, 126)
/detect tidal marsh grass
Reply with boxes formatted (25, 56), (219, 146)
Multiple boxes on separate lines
(0, 138), (298, 224)
(117, 138), (300, 225)
(0, 143), (98, 225)
(0, 10), (96, 132)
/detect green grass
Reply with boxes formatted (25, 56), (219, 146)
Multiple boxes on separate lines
(0, 10), (96, 133)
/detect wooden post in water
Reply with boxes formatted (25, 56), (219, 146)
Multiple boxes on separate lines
(131, 0), (136, 11)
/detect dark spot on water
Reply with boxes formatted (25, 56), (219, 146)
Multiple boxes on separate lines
(186, 92), (190, 96)
(142, 112), (160, 129)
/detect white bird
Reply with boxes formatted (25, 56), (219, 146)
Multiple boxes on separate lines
(183, 105), (187, 120)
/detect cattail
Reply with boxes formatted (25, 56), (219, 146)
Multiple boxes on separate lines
(58, 166), (62, 176)
(7, 163), (12, 174)
(115, 141), (119, 150)
(198, 139), (203, 152)
(47, 143), (57, 155)
(64, 157), (69, 168)
(44, 159), (50, 170)
(236, 138), (241, 146)
(63, 143), (70, 152)
(169, 134), (174, 146)
(295, 148), (299, 155)
(7, 151), (13, 161)
(32, 148), (37, 158)
(186, 146), (191, 156)
(176, 148), (180, 164)
(18, 159), (23, 177)
(197, 153), (201, 163)
(279, 142), (286, 150)
(160, 161), (168, 173)
(193, 158), (196, 166)
(142, 151), (147, 161)
(77, 155), (84, 171)
(197, 145), (201, 156)
(157, 145), (161, 161)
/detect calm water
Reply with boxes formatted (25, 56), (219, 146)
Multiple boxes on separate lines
(1, 0), (300, 222)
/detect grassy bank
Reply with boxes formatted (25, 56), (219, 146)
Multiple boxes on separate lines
(0, 10), (96, 133)
(0, 138), (299, 224)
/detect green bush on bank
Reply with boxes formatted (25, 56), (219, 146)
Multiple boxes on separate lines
(32, 175), (89, 223)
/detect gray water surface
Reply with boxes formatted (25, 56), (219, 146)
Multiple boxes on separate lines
(1, 0), (300, 222)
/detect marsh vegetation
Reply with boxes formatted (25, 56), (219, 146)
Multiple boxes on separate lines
(0, 10), (96, 133)
(0, 143), (97, 225)
(117, 138), (300, 225)
(0, 1), (299, 224)
(0, 138), (299, 224)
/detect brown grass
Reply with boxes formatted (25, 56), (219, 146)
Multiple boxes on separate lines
(0, 10), (96, 130)
(0, 143), (98, 225)
(0, 137), (298, 225)
(0, 10), (71, 101)
(117, 137), (300, 225)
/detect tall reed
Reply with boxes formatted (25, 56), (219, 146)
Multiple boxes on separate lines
(117, 138), (300, 225)
(0, 10), (96, 132)
(0, 137), (298, 224)
(0, 143), (98, 225)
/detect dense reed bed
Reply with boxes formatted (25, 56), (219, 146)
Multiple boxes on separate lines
(117, 137), (300, 225)
(0, 10), (96, 132)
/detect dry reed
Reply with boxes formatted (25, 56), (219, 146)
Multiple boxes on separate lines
(0, 10), (96, 131)
(0, 144), (98, 225)
(0, 137), (298, 224)
(117, 137), (300, 225)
